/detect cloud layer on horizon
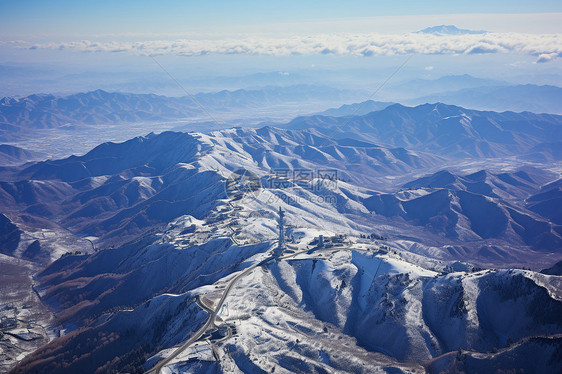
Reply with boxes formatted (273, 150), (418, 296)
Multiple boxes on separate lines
(4, 32), (562, 63)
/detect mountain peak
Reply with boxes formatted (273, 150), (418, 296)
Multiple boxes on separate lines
(416, 25), (487, 35)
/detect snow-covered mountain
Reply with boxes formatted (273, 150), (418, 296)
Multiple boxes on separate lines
(0, 127), (443, 255)
(416, 25), (487, 35)
(1, 106), (561, 373)
(2, 125), (559, 265)
(10, 228), (562, 373)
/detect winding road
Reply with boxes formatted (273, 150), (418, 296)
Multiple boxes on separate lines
(146, 254), (274, 373)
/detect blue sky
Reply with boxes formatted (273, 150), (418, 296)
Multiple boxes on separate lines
(1, 0), (561, 96)
(2, 0), (562, 36)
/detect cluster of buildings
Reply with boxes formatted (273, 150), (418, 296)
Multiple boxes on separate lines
(311, 234), (349, 248)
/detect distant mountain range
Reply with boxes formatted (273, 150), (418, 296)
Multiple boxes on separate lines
(409, 84), (562, 114)
(2, 78), (560, 151)
(382, 75), (562, 114)
(286, 102), (562, 159)
(0, 86), (363, 141)
(386, 74), (507, 99)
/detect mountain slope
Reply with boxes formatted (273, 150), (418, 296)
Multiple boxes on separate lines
(364, 169), (562, 253)
(527, 178), (562, 226)
(316, 100), (394, 117)
(0, 213), (21, 256)
(0, 144), (43, 166)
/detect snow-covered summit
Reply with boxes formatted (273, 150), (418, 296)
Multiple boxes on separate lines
(416, 25), (487, 35)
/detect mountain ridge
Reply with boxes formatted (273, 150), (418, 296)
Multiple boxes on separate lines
(0, 85), (363, 138)
(285, 101), (562, 158)
(408, 84), (562, 114)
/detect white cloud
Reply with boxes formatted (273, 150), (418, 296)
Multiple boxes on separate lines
(535, 52), (559, 63)
(7, 32), (562, 63)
